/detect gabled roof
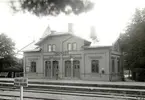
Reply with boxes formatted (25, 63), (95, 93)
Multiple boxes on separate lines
(23, 47), (41, 53)
(22, 41), (40, 53)
(35, 32), (91, 45)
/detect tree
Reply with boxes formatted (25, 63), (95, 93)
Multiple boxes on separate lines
(10, 0), (94, 16)
(119, 8), (145, 81)
(0, 33), (17, 71)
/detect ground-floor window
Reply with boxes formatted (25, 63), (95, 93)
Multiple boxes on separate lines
(111, 57), (115, 73)
(31, 61), (36, 72)
(117, 58), (120, 72)
(91, 60), (99, 73)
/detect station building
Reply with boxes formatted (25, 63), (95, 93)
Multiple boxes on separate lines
(23, 25), (123, 81)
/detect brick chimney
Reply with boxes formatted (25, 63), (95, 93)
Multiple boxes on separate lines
(68, 23), (74, 33)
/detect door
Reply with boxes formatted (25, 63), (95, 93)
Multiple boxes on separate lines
(65, 60), (71, 77)
(73, 60), (80, 78)
(52, 61), (59, 78)
(45, 61), (51, 78)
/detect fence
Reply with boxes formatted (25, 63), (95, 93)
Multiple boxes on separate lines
(15, 72), (24, 77)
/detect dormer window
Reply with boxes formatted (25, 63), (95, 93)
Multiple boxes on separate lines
(52, 44), (56, 51)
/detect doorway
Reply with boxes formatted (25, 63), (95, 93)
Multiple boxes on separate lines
(73, 60), (80, 78)
(65, 60), (71, 77)
(52, 61), (59, 78)
(45, 61), (51, 78)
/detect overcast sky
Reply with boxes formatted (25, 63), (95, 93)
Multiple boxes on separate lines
(0, 0), (145, 54)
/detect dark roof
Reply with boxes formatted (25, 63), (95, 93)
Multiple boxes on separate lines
(3, 66), (23, 72)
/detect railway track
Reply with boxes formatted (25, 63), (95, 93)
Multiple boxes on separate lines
(0, 86), (144, 100)
(0, 79), (144, 100)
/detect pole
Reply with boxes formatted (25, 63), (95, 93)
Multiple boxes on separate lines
(20, 86), (23, 100)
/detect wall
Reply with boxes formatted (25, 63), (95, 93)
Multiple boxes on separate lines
(38, 34), (86, 79)
(24, 52), (43, 78)
(110, 50), (122, 81)
(63, 36), (85, 51)
(24, 34), (122, 81)
(40, 35), (71, 52)
(83, 48), (110, 81)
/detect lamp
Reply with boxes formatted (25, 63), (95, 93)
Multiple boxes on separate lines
(70, 58), (74, 62)
(101, 68), (105, 74)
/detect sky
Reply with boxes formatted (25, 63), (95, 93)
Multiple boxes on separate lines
(0, 0), (145, 57)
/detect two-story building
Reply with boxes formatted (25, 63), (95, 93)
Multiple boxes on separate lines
(23, 25), (123, 81)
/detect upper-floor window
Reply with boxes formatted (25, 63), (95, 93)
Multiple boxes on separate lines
(48, 45), (51, 52)
(67, 43), (72, 51)
(31, 61), (36, 72)
(72, 43), (77, 50)
(52, 44), (56, 51)
(91, 60), (99, 73)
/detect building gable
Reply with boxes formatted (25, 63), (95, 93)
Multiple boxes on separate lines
(36, 33), (91, 53)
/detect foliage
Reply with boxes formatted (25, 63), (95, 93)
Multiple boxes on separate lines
(10, 0), (94, 16)
(119, 8), (145, 81)
(0, 33), (17, 71)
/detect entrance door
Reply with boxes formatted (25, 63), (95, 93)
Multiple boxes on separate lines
(73, 60), (80, 78)
(65, 60), (71, 77)
(52, 61), (59, 78)
(45, 61), (51, 78)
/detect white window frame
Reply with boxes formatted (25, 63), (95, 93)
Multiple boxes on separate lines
(67, 43), (72, 51)
(48, 44), (52, 52)
(72, 42), (77, 50)
(52, 44), (56, 51)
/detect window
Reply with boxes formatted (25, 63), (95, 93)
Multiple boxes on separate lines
(31, 61), (36, 72)
(72, 43), (77, 50)
(117, 58), (120, 72)
(48, 45), (51, 52)
(91, 60), (99, 73)
(67, 43), (72, 51)
(111, 57), (115, 72)
(52, 44), (56, 51)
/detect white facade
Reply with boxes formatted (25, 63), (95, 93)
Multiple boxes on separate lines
(23, 31), (123, 81)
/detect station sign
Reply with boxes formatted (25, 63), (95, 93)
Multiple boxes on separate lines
(14, 77), (28, 87)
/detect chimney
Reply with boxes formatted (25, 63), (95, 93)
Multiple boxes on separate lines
(68, 23), (74, 33)
(90, 26), (98, 42)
